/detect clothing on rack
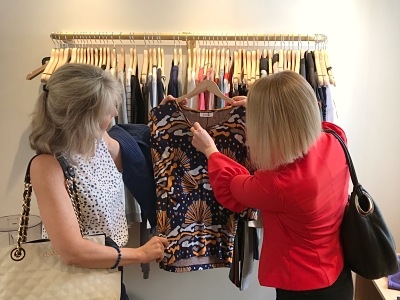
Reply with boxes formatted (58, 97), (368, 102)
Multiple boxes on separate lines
(167, 61), (179, 98)
(178, 62), (183, 97)
(149, 101), (257, 272)
(108, 124), (157, 228)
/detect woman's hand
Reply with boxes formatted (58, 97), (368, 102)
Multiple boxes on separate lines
(160, 95), (187, 106)
(191, 122), (219, 158)
(137, 236), (169, 263)
(231, 96), (247, 107)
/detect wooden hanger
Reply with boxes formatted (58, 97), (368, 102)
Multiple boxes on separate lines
(26, 62), (47, 80)
(295, 49), (300, 74)
(106, 48), (111, 70)
(98, 47), (103, 67)
(152, 45), (157, 68)
(268, 49), (272, 75)
(278, 48), (284, 72)
(119, 47), (125, 72)
(287, 49), (291, 71)
(247, 50), (252, 84)
(250, 50), (256, 85)
(215, 48), (220, 80)
(58, 48), (71, 70)
(212, 48), (217, 70)
(324, 49), (336, 86)
(225, 49), (230, 74)
(283, 48), (287, 70)
(93, 47), (98, 66)
(319, 50), (329, 86)
(238, 49), (243, 83)
(177, 80), (232, 103)
(256, 49), (260, 80)
(179, 47), (183, 65)
(44, 48), (60, 81)
(41, 47), (56, 81)
(220, 47), (225, 75)
(241, 49), (246, 85)
(141, 48), (148, 84)
(291, 48), (296, 71)
(200, 47), (205, 70)
(148, 48), (153, 75)
(314, 49), (323, 86)
(233, 50), (239, 89)
(111, 47), (117, 70)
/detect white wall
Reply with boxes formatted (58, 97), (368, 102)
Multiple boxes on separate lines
(1, 0), (399, 299)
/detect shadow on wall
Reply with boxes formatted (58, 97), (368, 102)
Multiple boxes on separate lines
(6, 126), (35, 196)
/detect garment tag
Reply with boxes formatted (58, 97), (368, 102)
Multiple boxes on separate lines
(200, 112), (214, 118)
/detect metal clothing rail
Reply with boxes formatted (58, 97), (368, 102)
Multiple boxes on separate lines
(49, 32), (327, 43)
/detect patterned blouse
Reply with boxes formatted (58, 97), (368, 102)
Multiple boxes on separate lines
(149, 101), (256, 272)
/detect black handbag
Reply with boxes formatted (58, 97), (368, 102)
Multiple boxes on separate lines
(324, 129), (399, 279)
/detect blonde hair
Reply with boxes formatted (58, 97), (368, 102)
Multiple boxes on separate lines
(246, 71), (321, 170)
(29, 64), (122, 162)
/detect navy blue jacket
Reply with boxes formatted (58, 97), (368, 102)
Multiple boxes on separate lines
(108, 124), (157, 228)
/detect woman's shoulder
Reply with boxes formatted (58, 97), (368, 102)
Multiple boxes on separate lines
(322, 121), (347, 143)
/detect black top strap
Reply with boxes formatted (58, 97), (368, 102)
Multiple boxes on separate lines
(24, 154), (75, 184)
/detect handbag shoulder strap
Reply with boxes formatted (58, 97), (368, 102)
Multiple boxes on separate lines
(322, 128), (359, 187)
(18, 154), (84, 250)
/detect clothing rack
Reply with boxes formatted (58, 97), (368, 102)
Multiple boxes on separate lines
(50, 32), (327, 46)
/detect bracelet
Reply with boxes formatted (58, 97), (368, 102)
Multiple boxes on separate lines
(110, 244), (121, 269)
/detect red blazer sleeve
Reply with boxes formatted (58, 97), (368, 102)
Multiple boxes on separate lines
(208, 152), (283, 212)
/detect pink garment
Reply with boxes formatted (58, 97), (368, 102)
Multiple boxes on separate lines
(207, 68), (215, 110)
(198, 67), (205, 110)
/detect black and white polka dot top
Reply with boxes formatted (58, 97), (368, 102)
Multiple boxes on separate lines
(42, 139), (128, 247)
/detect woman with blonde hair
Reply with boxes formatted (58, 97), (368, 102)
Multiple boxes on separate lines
(191, 71), (353, 300)
(29, 63), (168, 299)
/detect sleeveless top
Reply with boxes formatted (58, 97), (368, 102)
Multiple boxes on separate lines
(42, 139), (128, 247)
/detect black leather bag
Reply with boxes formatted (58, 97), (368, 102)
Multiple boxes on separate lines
(324, 129), (399, 279)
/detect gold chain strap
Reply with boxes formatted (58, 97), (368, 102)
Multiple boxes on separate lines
(65, 178), (85, 236)
(15, 162), (84, 257)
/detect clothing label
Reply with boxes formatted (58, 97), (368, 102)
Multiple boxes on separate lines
(200, 112), (214, 118)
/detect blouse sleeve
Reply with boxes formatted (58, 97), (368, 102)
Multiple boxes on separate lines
(208, 152), (283, 212)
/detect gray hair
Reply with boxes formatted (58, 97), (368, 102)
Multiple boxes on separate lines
(29, 64), (122, 162)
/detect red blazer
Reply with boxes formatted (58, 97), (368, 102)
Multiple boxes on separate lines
(208, 122), (349, 291)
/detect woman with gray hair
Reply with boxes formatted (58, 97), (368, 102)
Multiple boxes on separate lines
(29, 63), (168, 299)
(190, 71), (353, 300)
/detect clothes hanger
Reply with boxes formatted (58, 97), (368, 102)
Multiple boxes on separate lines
(272, 34), (279, 74)
(200, 35), (206, 71)
(106, 46), (111, 70)
(173, 34), (178, 66)
(215, 39), (221, 81)
(87, 35), (93, 65)
(255, 36), (260, 80)
(318, 35), (329, 86)
(131, 32), (137, 76)
(158, 36), (162, 68)
(314, 35), (323, 87)
(283, 36), (288, 70)
(98, 35), (103, 68)
(128, 33), (134, 70)
(291, 35), (296, 71)
(26, 63), (48, 80)
(82, 35), (87, 64)
(267, 35), (272, 75)
(178, 36), (183, 66)
(195, 37), (201, 82)
(141, 34), (148, 84)
(111, 33), (117, 71)
(177, 80), (232, 104)
(119, 33), (125, 72)
(323, 35), (336, 86)
(133, 34), (138, 76)
(242, 36), (248, 85)
(262, 34), (267, 59)
(246, 46), (252, 84)
(250, 42), (256, 85)
(278, 35), (284, 72)
(44, 35), (61, 81)
(55, 34), (70, 70)
(295, 35), (301, 74)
